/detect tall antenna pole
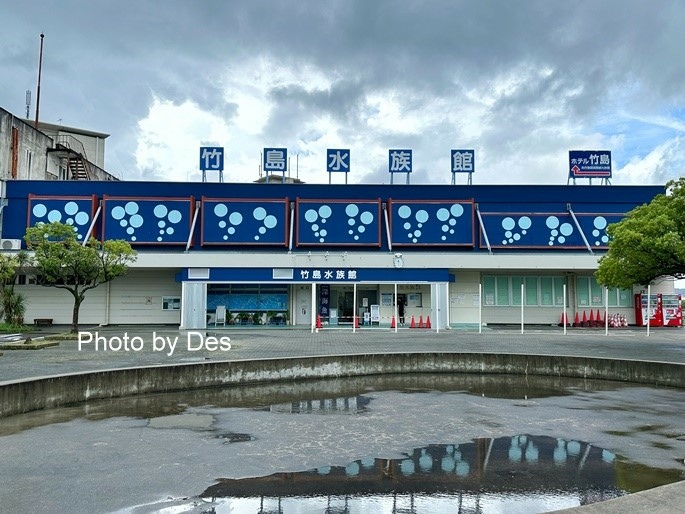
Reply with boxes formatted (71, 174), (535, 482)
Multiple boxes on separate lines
(34, 33), (44, 130)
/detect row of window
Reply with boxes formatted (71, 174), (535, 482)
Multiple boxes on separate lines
(482, 276), (632, 308)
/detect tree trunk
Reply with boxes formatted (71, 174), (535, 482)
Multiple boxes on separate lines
(71, 294), (84, 333)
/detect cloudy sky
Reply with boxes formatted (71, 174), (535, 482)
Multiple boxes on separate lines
(1, 0), (684, 185)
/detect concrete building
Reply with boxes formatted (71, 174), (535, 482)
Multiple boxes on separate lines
(0, 107), (118, 182)
(0, 177), (670, 329)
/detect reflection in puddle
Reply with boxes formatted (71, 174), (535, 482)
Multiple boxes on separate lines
(268, 396), (372, 415)
(200, 435), (628, 512)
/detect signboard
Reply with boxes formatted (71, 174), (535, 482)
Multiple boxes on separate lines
(451, 149), (474, 173)
(263, 148), (287, 174)
(327, 149), (350, 173)
(319, 284), (330, 318)
(199, 147), (224, 171)
(27, 195), (97, 241)
(388, 149), (412, 174)
(389, 199), (474, 246)
(569, 151), (612, 178)
(200, 197), (288, 246)
(296, 199), (382, 246)
(102, 196), (193, 245)
(478, 212), (622, 249)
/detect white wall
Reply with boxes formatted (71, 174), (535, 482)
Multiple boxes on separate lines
(448, 271), (481, 325)
(107, 270), (181, 325)
(16, 269), (181, 326)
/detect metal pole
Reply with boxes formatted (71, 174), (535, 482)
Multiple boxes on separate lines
(563, 284), (567, 336)
(647, 284), (651, 337)
(604, 286), (609, 336)
(520, 282), (524, 334)
(353, 282), (357, 333)
(34, 33), (45, 129)
(394, 283), (398, 334)
(478, 283), (482, 334)
(311, 282), (316, 333)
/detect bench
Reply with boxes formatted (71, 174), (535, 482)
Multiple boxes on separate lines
(33, 318), (53, 327)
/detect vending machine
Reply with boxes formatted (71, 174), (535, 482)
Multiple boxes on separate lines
(634, 293), (662, 327)
(661, 294), (682, 327)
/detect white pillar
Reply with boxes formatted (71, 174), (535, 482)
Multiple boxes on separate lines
(353, 282), (357, 333)
(311, 282), (316, 333)
(394, 283), (398, 334)
(563, 284), (567, 336)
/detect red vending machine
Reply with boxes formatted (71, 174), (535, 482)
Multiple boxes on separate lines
(661, 294), (682, 327)
(634, 293), (663, 327)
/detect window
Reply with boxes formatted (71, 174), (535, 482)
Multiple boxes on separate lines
(576, 276), (632, 308)
(162, 297), (181, 310)
(483, 275), (567, 307)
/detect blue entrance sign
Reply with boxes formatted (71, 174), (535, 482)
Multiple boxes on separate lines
(263, 148), (288, 174)
(569, 151), (612, 178)
(327, 149), (350, 172)
(199, 147), (224, 171)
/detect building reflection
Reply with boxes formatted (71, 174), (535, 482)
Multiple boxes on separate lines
(201, 434), (623, 512)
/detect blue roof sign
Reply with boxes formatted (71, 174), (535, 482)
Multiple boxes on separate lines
(388, 149), (412, 173)
(199, 147), (224, 172)
(451, 149), (474, 173)
(327, 149), (350, 173)
(569, 150), (612, 178)
(263, 148), (288, 173)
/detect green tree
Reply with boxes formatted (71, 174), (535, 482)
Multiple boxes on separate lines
(25, 222), (137, 333)
(0, 251), (29, 326)
(596, 178), (685, 289)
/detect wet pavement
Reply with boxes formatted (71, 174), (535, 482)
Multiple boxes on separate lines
(0, 324), (684, 383)
(0, 324), (683, 513)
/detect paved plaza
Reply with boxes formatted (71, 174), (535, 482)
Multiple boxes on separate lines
(1, 324), (684, 383)
(0, 324), (683, 513)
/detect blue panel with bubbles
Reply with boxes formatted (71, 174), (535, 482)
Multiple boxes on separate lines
(479, 213), (624, 249)
(102, 197), (193, 244)
(201, 198), (288, 245)
(28, 196), (96, 242)
(297, 199), (381, 246)
(390, 200), (474, 246)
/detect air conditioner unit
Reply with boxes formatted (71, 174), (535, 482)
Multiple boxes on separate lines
(0, 239), (22, 250)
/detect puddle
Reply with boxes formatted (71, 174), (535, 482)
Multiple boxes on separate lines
(0, 373), (683, 513)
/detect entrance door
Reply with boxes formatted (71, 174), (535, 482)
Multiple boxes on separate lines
(295, 285), (312, 325)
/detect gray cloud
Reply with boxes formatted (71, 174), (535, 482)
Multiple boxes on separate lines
(1, 0), (683, 184)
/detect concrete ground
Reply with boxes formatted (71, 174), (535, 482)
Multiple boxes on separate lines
(0, 323), (683, 513)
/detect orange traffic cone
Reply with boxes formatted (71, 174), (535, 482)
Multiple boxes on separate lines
(425, 316), (431, 329)
(581, 311), (588, 327)
(596, 309), (602, 327)
(589, 309), (595, 327)
(316, 314), (323, 329)
(410, 315), (416, 329)
(354, 315), (360, 329)
(559, 312), (568, 327)
(418, 315), (424, 328)
(390, 315), (396, 329)
(573, 312), (580, 327)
